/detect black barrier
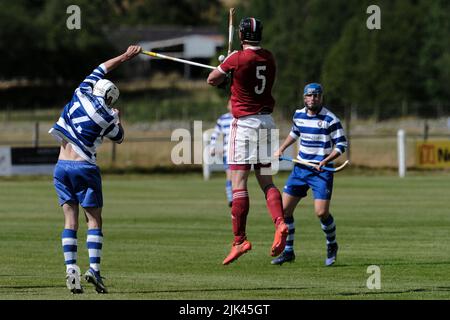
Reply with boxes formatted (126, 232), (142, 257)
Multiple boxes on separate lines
(11, 147), (59, 165)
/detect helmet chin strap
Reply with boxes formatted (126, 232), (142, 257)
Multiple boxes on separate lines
(105, 97), (113, 108)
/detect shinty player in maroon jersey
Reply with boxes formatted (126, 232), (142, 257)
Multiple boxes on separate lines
(207, 17), (288, 265)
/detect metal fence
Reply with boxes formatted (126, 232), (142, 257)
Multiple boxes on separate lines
(1, 120), (449, 170)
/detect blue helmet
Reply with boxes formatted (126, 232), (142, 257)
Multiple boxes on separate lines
(303, 83), (323, 96)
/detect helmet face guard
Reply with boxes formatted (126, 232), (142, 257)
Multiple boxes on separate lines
(93, 79), (119, 107)
(239, 17), (263, 44)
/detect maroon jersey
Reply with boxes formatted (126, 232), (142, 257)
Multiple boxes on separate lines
(218, 47), (276, 118)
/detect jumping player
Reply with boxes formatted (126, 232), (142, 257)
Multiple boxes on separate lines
(49, 45), (141, 293)
(272, 83), (348, 266)
(210, 100), (233, 207)
(207, 17), (288, 265)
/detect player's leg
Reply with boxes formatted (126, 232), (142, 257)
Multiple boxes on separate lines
(83, 207), (107, 293)
(225, 166), (233, 207)
(283, 194), (301, 253)
(231, 168), (250, 244)
(62, 202), (80, 269)
(255, 169), (288, 256)
(75, 162), (107, 292)
(253, 114), (289, 256)
(271, 193), (301, 265)
(223, 168), (252, 265)
(270, 165), (308, 265)
(314, 199), (338, 266)
(255, 169), (284, 226)
(84, 207), (104, 274)
(223, 117), (253, 265)
(61, 202), (83, 293)
(309, 170), (337, 266)
(53, 160), (83, 293)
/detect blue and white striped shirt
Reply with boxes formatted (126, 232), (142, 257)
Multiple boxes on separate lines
(210, 112), (233, 154)
(290, 106), (347, 163)
(49, 64), (123, 164)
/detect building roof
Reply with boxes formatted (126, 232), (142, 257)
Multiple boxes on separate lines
(106, 25), (225, 53)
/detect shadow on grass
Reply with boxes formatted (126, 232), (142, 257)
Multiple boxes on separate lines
(0, 285), (60, 290)
(338, 287), (450, 297)
(117, 287), (309, 294)
(329, 260), (450, 268)
(0, 275), (61, 290)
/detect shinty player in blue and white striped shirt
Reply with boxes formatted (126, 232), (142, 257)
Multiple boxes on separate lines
(209, 100), (233, 206)
(272, 83), (348, 267)
(49, 45), (141, 294)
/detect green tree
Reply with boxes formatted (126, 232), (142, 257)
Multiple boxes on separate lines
(323, 0), (428, 119)
(238, 0), (360, 113)
(106, 0), (223, 26)
(36, 0), (115, 80)
(0, 0), (223, 81)
(419, 0), (450, 109)
(0, 1), (44, 78)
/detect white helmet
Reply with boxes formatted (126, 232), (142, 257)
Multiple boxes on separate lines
(93, 79), (120, 107)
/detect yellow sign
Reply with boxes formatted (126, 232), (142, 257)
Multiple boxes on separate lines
(416, 141), (450, 168)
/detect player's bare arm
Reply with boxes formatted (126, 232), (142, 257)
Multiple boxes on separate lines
(317, 149), (342, 170)
(274, 135), (297, 158)
(207, 69), (227, 86)
(103, 45), (142, 72)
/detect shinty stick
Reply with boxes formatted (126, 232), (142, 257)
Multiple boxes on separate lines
(140, 50), (216, 70)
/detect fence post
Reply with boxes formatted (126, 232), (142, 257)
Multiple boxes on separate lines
(423, 120), (429, 141)
(397, 129), (406, 178)
(345, 105), (352, 162)
(203, 131), (211, 181)
(111, 142), (116, 166)
(190, 121), (194, 164)
(33, 122), (39, 148)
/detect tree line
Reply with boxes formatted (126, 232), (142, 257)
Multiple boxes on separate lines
(0, 0), (448, 119)
(239, 0), (449, 119)
(0, 0), (222, 80)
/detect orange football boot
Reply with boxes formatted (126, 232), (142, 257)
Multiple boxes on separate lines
(222, 240), (252, 265)
(271, 222), (288, 256)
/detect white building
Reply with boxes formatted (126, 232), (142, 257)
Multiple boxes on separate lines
(108, 26), (225, 79)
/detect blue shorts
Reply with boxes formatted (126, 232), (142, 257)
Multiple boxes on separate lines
(283, 164), (334, 200)
(53, 160), (103, 208)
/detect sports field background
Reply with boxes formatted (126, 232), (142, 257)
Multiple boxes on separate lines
(1, 171), (449, 300)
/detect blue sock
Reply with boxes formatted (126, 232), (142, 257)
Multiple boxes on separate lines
(87, 229), (103, 272)
(320, 214), (336, 245)
(284, 216), (295, 253)
(226, 180), (232, 203)
(62, 229), (77, 270)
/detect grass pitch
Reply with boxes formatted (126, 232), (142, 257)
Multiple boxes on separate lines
(0, 172), (449, 300)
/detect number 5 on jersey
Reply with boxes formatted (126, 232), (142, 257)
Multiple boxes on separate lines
(255, 65), (266, 94)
